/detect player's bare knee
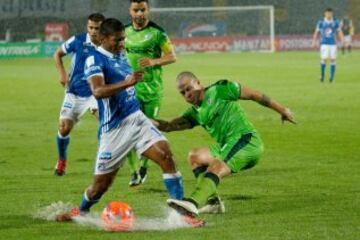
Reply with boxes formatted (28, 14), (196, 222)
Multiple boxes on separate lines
(207, 160), (224, 176)
(188, 149), (201, 166)
(58, 120), (72, 136)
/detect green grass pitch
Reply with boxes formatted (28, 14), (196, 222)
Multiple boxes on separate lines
(0, 51), (359, 239)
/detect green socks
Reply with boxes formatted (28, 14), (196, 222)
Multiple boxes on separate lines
(190, 172), (220, 207)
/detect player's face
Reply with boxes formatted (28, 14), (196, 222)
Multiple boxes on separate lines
(87, 20), (102, 43)
(177, 78), (203, 105)
(129, 2), (149, 27)
(102, 31), (126, 54)
(324, 11), (333, 20)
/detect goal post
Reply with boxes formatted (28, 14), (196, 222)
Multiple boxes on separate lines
(151, 5), (275, 53)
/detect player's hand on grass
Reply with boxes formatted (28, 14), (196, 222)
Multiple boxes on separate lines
(139, 58), (157, 68)
(281, 108), (296, 124)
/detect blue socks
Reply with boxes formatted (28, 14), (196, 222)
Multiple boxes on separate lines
(320, 62), (336, 82)
(330, 63), (336, 82)
(79, 191), (100, 213)
(57, 132), (70, 160)
(320, 63), (326, 81)
(163, 172), (184, 200)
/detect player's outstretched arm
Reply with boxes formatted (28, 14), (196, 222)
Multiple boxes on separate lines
(152, 117), (193, 132)
(240, 85), (296, 124)
(89, 71), (143, 99)
(53, 47), (68, 87)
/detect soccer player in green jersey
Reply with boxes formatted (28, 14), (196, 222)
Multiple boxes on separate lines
(153, 71), (295, 215)
(125, 0), (177, 186)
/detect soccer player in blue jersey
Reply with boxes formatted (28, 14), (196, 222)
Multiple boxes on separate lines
(56, 18), (204, 227)
(312, 8), (344, 83)
(53, 13), (105, 176)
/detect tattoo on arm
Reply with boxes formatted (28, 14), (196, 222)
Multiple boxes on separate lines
(157, 118), (192, 132)
(259, 94), (272, 107)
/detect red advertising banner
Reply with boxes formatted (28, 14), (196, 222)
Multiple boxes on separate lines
(45, 23), (69, 42)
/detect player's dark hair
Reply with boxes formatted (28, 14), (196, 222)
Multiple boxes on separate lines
(176, 71), (198, 83)
(88, 13), (105, 22)
(100, 18), (125, 37)
(325, 7), (333, 12)
(130, 0), (148, 3)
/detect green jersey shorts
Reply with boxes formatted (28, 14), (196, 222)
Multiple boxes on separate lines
(210, 132), (264, 173)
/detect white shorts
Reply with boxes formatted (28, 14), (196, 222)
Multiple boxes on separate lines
(94, 111), (167, 175)
(343, 35), (352, 45)
(320, 44), (337, 60)
(59, 93), (98, 122)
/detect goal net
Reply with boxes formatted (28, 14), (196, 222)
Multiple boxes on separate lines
(151, 6), (275, 53)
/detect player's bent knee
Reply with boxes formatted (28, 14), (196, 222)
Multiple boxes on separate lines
(207, 159), (231, 178)
(188, 148), (201, 165)
(58, 119), (73, 136)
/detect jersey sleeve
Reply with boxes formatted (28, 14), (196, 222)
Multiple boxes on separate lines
(182, 107), (199, 128)
(158, 31), (174, 54)
(61, 35), (78, 54)
(84, 54), (104, 81)
(215, 80), (241, 100)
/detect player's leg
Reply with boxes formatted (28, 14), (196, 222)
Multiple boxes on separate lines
(78, 112), (141, 212)
(80, 170), (119, 213)
(141, 140), (184, 200)
(55, 93), (77, 176)
(55, 118), (74, 175)
(347, 36), (352, 53)
(138, 99), (161, 179)
(320, 45), (327, 82)
(128, 99), (161, 186)
(127, 101), (145, 187)
(55, 94), (98, 176)
(168, 133), (263, 215)
(329, 45), (337, 82)
(141, 140), (206, 226)
(132, 111), (183, 199)
(187, 147), (224, 214)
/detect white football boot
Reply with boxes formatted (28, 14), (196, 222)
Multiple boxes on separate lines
(198, 196), (225, 214)
(167, 198), (199, 216)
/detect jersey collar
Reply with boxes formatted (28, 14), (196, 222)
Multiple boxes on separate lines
(323, 17), (334, 24)
(97, 46), (117, 58)
(132, 20), (151, 32)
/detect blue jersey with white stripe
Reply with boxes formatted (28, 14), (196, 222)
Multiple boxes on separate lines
(316, 18), (340, 45)
(62, 33), (96, 97)
(84, 47), (140, 134)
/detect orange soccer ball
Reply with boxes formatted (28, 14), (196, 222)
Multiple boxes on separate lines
(101, 201), (135, 231)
